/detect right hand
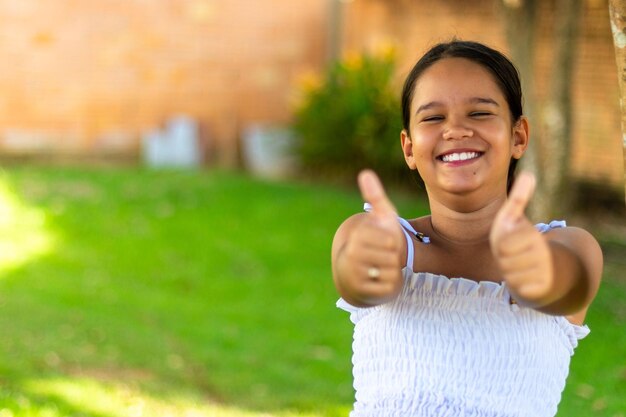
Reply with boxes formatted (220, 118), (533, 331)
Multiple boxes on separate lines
(336, 170), (405, 305)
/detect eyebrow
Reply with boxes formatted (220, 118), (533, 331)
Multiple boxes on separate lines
(470, 97), (499, 106)
(415, 97), (500, 115)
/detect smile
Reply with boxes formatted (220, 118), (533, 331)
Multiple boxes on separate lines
(440, 151), (482, 162)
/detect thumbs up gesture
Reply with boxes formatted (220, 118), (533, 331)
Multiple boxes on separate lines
(489, 172), (555, 307)
(334, 170), (405, 306)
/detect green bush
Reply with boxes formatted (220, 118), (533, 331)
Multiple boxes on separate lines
(292, 50), (408, 184)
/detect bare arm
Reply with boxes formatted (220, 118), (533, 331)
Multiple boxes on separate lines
(536, 227), (603, 323)
(490, 173), (603, 322)
(331, 171), (406, 307)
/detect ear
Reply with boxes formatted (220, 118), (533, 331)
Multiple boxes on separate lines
(401, 130), (417, 169)
(511, 116), (530, 160)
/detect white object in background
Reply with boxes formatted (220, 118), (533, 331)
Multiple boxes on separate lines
(242, 124), (295, 179)
(142, 115), (201, 168)
(166, 115), (201, 167)
(142, 129), (167, 168)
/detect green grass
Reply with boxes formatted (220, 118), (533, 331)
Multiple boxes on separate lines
(0, 166), (623, 416)
(558, 239), (626, 417)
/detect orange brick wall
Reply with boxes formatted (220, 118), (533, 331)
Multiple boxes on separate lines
(342, 0), (509, 69)
(571, 1), (622, 186)
(0, 0), (622, 187)
(0, 0), (328, 165)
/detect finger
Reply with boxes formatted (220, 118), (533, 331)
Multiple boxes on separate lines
(497, 250), (542, 274)
(354, 246), (403, 268)
(358, 266), (403, 289)
(507, 272), (550, 301)
(500, 171), (536, 221)
(494, 224), (537, 256)
(505, 265), (541, 289)
(492, 172), (536, 239)
(353, 221), (404, 251)
(358, 170), (397, 222)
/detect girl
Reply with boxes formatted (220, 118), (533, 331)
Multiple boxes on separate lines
(331, 40), (603, 417)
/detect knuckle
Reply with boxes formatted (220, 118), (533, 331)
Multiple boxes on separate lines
(382, 234), (396, 250)
(497, 257), (513, 272)
(392, 253), (404, 268)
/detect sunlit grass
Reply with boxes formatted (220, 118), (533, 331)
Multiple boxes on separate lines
(0, 176), (55, 274)
(17, 376), (343, 417)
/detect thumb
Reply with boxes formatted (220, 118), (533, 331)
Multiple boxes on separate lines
(493, 171), (536, 234)
(358, 170), (398, 225)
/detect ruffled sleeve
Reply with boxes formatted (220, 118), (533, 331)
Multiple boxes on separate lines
(555, 317), (591, 354)
(337, 297), (359, 314)
(572, 323), (590, 340)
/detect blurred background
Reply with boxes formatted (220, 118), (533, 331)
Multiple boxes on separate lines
(0, 0), (624, 416)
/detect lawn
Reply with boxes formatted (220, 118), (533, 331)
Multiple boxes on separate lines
(0, 166), (623, 417)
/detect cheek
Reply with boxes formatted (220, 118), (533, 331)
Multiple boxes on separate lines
(478, 124), (514, 152)
(409, 127), (436, 153)
(411, 140), (431, 161)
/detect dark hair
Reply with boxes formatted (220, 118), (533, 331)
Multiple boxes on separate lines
(401, 40), (523, 192)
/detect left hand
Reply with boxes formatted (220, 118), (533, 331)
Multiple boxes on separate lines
(489, 172), (555, 306)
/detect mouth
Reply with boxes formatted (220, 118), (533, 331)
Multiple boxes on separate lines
(437, 150), (483, 163)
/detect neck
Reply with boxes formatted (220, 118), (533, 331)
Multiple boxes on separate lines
(426, 193), (507, 245)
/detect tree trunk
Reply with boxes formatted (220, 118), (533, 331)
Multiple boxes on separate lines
(540, 0), (582, 219)
(501, 0), (581, 220)
(608, 0), (626, 205)
(500, 0), (540, 204)
(328, 0), (344, 62)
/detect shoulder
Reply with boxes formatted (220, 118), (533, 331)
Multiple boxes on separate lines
(407, 215), (432, 233)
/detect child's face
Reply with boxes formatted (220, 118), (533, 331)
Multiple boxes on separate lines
(402, 57), (527, 201)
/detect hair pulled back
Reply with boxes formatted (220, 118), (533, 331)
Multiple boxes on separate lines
(401, 41), (524, 191)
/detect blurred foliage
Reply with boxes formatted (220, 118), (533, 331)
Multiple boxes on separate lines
(292, 49), (409, 184)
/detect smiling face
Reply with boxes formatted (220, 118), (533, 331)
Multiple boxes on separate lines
(401, 57), (528, 203)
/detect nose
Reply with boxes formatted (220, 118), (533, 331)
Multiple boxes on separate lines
(442, 122), (473, 140)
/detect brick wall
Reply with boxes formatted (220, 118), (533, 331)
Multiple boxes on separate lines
(0, 0), (622, 188)
(571, 1), (622, 185)
(0, 0), (328, 165)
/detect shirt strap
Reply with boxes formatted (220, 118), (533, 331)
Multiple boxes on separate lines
(535, 220), (567, 233)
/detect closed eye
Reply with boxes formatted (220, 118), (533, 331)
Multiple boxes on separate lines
(469, 111), (492, 118)
(422, 115), (444, 122)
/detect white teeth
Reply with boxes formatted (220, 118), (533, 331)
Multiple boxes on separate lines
(442, 152), (479, 162)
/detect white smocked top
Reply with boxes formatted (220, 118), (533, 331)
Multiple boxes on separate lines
(337, 207), (590, 417)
